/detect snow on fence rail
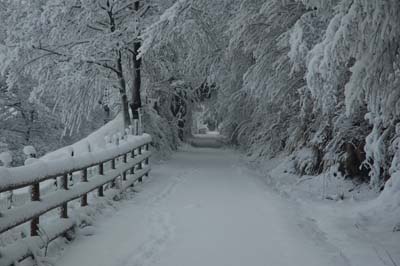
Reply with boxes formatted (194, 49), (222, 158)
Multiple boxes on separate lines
(0, 131), (152, 266)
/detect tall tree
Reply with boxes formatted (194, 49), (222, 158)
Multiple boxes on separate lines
(2, 0), (149, 131)
(131, 0), (142, 119)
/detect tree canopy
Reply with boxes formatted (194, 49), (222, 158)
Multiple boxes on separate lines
(1, 0), (400, 189)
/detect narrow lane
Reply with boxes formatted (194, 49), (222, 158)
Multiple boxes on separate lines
(55, 143), (343, 266)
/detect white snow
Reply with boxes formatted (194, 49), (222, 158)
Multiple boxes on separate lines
(41, 114), (126, 161)
(23, 146), (37, 157)
(250, 153), (400, 266)
(188, 133), (225, 148)
(0, 134), (151, 192)
(50, 141), (378, 266)
(0, 152), (151, 235)
(0, 135), (396, 266)
(0, 219), (76, 266)
(0, 152), (12, 167)
(0, 151), (151, 265)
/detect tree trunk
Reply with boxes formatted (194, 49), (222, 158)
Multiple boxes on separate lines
(106, 2), (131, 128)
(130, 0), (142, 120)
(121, 92), (131, 129)
(117, 51), (131, 128)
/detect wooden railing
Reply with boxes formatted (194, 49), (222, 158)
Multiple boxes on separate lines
(0, 133), (152, 265)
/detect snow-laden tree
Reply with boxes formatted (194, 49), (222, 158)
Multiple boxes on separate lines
(2, 0), (150, 132)
(142, 0), (230, 87)
(213, 0), (309, 159)
(0, 78), (61, 163)
(142, 0), (399, 188)
(140, 0), (236, 139)
(1, 0), (399, 189)
(305, 0), (400, 188)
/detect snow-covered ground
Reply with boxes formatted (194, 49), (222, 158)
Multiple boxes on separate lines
(187, 131), (226, 148)
(249, 155), (400, 266)
(37, 135), (398, 266)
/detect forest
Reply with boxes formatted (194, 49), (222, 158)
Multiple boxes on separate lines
(0, 0), (399, 192)
(0, 1), (400, 265)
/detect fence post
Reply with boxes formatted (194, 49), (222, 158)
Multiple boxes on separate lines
(81, 168), (88, 207)
(145, 143), (149, 177)
(30, 182), (40, 236)
(69, 149), (74, 187)
(60, 174), (68, 219)
(145, 143), (149, 163)
(98, 163), (104, 197)
(134, 119), (139, 136)
(111, 158), (116, 169)
(138, 146), (142, 155)
(130, 149), (135, 174)
(20, 148), (41, 236)
(138, 108), (143, 135)
(0, 152), (13, 210)
(122, 153), (127, 181)
(137, 145), (143, 182)
(110, 158), (117, 188)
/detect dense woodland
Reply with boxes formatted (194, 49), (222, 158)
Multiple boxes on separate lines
(0, 0), (400, 191)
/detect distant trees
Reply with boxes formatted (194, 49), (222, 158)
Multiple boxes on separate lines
(140, 0), (235, 139)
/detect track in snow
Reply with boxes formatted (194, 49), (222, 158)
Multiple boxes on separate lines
(54, 139), (348, 266)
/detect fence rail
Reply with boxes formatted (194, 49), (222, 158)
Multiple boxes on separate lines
(0, 132), (152, 266)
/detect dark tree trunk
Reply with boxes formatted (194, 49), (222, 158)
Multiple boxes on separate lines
(107, 1), (131, 128)
(106, 0), (131, 128)
(130, 0), (142, 120)
(117, 51), (131, 128)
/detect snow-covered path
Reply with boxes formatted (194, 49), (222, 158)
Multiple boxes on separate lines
(55, 145), (345, 266)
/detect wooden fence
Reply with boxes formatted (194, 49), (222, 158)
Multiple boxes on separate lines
(0, 133), (152, 265)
